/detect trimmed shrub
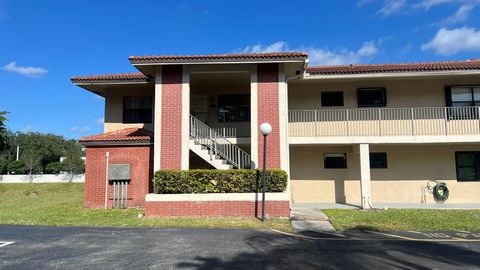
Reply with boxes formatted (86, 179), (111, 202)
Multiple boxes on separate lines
(46, 161), (64, 174)
(8, 160), (26, 174)
(154, 169), (288, 194)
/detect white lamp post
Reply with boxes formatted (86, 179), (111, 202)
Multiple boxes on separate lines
(259, 122), (272, 222)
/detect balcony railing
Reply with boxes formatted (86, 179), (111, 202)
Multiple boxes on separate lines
(191, 111), (250, 138)
(289, 107), (480, 137)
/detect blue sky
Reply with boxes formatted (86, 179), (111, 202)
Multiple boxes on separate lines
(1, 0), (480, 139)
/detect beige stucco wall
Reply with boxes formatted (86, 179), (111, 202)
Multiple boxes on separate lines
(290, 144), (480, 204)
(288, 75), (480, 110)
(104, 87), (154, 132)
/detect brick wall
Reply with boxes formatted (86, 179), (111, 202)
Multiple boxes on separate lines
(160, 65), (183, 170)
(84, 145), (153, 208)
(145, 200), (290, 217)
(257, 63), (281, 168)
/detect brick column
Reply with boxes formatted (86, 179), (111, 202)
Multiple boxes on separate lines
(256, 63), (281, 168)
(155, 65), (184, 170)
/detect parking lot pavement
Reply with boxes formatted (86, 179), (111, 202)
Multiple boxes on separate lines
(0, 224), (480, 269)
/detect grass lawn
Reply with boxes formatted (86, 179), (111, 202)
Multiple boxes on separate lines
(323, 209), (480, 231)
(0, 183), (291, 232)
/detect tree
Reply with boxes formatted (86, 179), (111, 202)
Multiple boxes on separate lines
(0, 129), (85, 175)
(62, 140), (85, 174)
(14, 132), (64, 170)
(21, 146), (43, 175)
(0, 154), (8, 174)
(0, 111), (8, 151)
(8, 160), (25, 174)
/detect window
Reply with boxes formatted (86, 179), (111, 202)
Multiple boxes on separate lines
(123, 96), (152, 123)
(358, 88), (386, 107)
(324, 153), (347, 169)
(321, 91), (344, 107)
(448, 86), (480, 107)
(455, 152), (480, 181)
(370, 152), (387, 169)
(446, 86), (480, 119)
(218, 94), (250, 122)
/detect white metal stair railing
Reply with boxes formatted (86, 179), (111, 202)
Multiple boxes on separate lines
(190, 115), (251, 169)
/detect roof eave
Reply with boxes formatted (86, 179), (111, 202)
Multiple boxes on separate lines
(80, 140), (153, 147)
(72, 80), (151, 86)
(303, 70), (480, 80)
(72, 80), (152, 97)
(130, 58), (307, 66)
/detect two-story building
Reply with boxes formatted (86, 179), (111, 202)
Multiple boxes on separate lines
(72, 52), (480, 214)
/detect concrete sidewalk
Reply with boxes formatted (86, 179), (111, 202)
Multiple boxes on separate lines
(293, 202), (480, 210)
(290, 206), (336, 233)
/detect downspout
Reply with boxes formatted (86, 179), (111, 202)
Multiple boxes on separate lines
(104, 151), (110, 209)
(285, 59), (309, 82)
(283, 59), (308, 207)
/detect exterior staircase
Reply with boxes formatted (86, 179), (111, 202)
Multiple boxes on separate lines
(190, 115), (251, 169)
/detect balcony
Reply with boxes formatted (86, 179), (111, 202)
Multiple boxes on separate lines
(288, 107), (480, 139)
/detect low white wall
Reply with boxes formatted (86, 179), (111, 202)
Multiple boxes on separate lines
(145, 192), (290, 202)
(0, 174), (85, 183)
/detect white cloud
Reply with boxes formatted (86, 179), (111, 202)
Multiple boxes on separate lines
(22, 125), (35, 133)
(2, 62), (48, 78)
(422, 27), (480, 55)
(414, 0), (480, 24)
(307, 42), (379, 65)
(95, 118), (104, 125)
(356, 0), (407, 16)
(362, 0), (480, 23)
(357, 0), (377, 7)
(378, 0), (407, 16)
(235, 41), (289, 54)
(442, 3), (476, 24)
(70, 126), (90, 133)
(414, 0), (458, 10)
(235, 41), (379, 66)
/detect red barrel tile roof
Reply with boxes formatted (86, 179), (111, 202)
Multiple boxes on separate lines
(129, 52), (308, 64)
(307, 59), (480, 75)
(80, 128), (153, 144)
(71, 72), (149, 83)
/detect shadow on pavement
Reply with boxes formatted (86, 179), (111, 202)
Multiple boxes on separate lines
(177, 230), (480, 269)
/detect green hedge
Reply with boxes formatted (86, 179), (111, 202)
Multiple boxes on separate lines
(154, 169), (288, 194)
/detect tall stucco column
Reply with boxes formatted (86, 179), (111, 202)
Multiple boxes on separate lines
(181, 66), (190, 170)
(154, 66), (162, 173)
(153, 65), (185, 171)
(359, 143), (372, 209)
(250, 64), (258, 168)
(278, 63), (290, 194)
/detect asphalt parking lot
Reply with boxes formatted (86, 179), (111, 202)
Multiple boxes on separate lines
(0, 225), (479, 269)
